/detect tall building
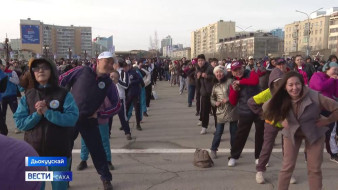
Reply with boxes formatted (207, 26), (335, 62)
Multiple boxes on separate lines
(284, 16), (330, 55)
(216, 32), (280, 59)
(284, 8), (338, 56)
(161, 35), (172, 51)
(172, 48), (191, 60)
(20, 18), (92, 59)
(191, 20), (236, 58)
(329, 12), (338, 55)
(270, 28), (284, 40)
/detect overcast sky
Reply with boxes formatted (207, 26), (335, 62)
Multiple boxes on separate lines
(0, 0), (336, 51)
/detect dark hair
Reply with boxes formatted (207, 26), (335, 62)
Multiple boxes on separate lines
(263, 71), (305, 124)
(117, 58), (125, 67)
(328, 55), (337, 62)
(197, 54), (205, 60)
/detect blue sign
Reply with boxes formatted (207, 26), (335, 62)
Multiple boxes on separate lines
(25, 157), (67, 167)
(21, 25), (40, 44)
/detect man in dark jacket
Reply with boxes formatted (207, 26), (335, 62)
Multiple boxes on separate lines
(195, 54), (214, 134)
(59, 51), (121, 190)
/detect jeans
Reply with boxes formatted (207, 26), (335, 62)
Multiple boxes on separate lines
(188, 85), (195, 105)
(211, 121), (238, 151)
(179, 76), (186, 93)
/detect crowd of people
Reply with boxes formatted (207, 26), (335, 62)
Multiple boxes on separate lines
(0, 52), (337, 190)
(0, 53), (158, 190)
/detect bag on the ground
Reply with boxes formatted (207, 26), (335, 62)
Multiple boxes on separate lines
(151, 90), (158, 100)
(193, 148), (214, 168)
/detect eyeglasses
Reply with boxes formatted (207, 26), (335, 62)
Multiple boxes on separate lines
(32, 65), (50, 72)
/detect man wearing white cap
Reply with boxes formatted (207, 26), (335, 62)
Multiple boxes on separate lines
(59, 51), (121, 190)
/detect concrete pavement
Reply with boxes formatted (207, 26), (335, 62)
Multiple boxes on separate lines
(5, 80), (338, 190)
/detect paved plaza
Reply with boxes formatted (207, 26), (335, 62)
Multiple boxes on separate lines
(6, 81), (338, 190)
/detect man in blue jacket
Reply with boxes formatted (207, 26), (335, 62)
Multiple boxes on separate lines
(59, 51), (121, 190)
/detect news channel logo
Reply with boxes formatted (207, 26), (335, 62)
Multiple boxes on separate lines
(25, 157), (72, 182)
(25, 171), (72, 181)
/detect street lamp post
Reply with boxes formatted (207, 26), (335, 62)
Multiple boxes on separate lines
(296, 8), (323, 56)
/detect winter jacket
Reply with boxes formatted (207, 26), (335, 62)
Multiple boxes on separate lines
(195, 62), (214, 97)
(210, 77), (238, 123)
(263, 87), (338, 145)
(59, 66), (121, 118)
(14, 58), (79, 157)
(229, 69), (261, 115)
(116, 68), (129, 99)
(1, 69), (19, 98)
(309, 72), (338, 100)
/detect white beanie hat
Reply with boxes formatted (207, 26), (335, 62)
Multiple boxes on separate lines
(213, 65), (226, 75)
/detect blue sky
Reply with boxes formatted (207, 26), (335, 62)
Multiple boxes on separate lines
(1, 0), (337, 51)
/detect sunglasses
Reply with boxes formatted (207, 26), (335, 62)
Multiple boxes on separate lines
(32, 65), (50, 72)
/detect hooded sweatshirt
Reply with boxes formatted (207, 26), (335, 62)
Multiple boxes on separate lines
(14, 58), (79, 157)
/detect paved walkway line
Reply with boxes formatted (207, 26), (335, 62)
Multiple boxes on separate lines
(71, 148), (307, 154)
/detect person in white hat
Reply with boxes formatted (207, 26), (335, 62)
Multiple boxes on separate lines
(59, 51), (121, 190)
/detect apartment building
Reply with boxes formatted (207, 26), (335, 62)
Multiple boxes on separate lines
(191, 20), (235, 58)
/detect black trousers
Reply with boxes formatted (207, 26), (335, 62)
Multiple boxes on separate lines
(126, 95), (141, 126)
(200, 95), (211, 128)
(73, 117), (112, 181)
(196, 90), (201, 114)
(230, 113), (265, 159)
(1, 95), (18, 122)
(0, 104), (8, 135)
(145, 85), (152, 108)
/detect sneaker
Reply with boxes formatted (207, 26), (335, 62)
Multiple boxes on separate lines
(126, 134), (132, 140)
(256, 171), (265, 184)
(195, 112), (199, 116)
(200, 127), (207, 135)
(143, 112), (149, 117)
(290, 176), (297, 184)
(14, 129), (22, 134)
(197, 121), (202, 126)
(210, 150), (217, 159)
(102, 180), (113, 190)
(77, 161), (88, 171)
(228, 158), (236, 167)
(136, 125), (142, 131)
(188, 104), (192, 107)
(119, 126), (123, 130)
(330, 154), (338, 164)
(179, 92), (182, 95)
(107, 162), (115, 170)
